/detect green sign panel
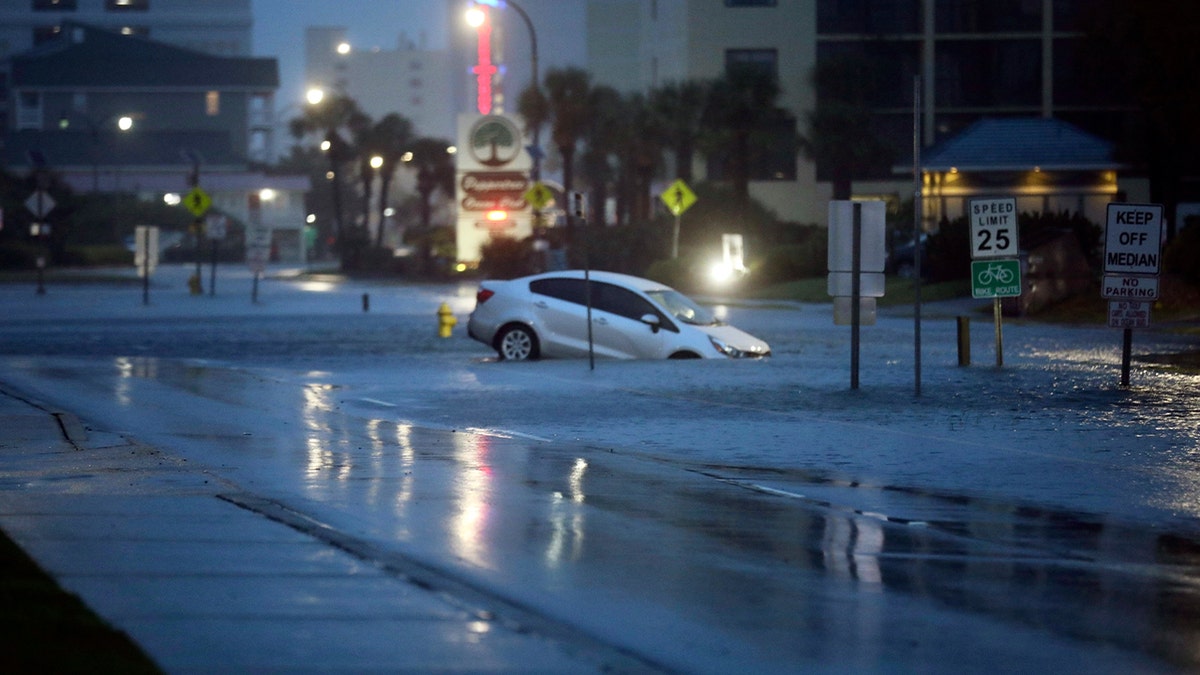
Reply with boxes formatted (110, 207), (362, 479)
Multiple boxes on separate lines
(971, 259), (1022, 298)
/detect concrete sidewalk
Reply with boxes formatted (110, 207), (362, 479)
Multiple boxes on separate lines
(0, 385), (632, 673)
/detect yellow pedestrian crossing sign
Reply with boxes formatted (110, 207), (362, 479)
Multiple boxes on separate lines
(184, 187), (212, 217)
(660, 179), (696, 216)
(524, 181), (554, 210)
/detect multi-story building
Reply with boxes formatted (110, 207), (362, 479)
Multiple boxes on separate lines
(444, 0), (1147, 230)
(303, 27), (457, 142)
(1, 22), (311, 262)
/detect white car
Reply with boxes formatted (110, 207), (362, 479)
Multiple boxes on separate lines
(467, 270), (771, 361)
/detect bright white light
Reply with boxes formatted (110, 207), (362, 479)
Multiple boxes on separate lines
(446, 146), (457, 155)
(709, 261), (734, 284)
(117, 116), (134, 131)
(306, 213), (317, 224)
(306, 88), (325, 105)
(163, 193), (181, 206)
(320, 140), (331, 152)
(465, 7), (486, 27)
(370, 155), (383, 169)
(259, 188), (277, 201)
(401, 151), (414, 162)
(336, 42), (351, 55)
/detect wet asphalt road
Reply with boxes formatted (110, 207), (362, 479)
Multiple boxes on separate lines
(1, 267), (1199, 672)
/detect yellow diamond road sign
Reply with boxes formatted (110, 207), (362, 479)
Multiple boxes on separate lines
(660, 179), (696, 216)
(524, 182), (553, 210)
(184, 187), (212, 217)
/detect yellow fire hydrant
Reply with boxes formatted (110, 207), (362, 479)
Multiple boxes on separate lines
(437, 302), (457, 338)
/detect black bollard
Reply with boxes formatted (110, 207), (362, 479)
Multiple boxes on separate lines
(362, 293), (370, 312)
(957, 316), (970, 366)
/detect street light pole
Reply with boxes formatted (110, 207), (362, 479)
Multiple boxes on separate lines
(473, 0), (540, 182)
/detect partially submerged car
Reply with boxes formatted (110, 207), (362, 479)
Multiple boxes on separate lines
(467, 270), (771, 361)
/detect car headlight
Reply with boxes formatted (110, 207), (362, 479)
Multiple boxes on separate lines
(709, 336), (768, 358)
(710, 336), (744, 358)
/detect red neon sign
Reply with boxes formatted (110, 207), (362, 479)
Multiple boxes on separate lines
(473, 19), (497, 114)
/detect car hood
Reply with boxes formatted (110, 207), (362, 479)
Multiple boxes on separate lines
(693, 323), (771, 356)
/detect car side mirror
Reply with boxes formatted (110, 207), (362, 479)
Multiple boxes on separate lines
(640, 313), (661, 333)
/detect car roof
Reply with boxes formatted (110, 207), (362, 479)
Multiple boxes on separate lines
(521, 270), (673, 292)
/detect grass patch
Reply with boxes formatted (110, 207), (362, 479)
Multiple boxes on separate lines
(0, 528), (161, 673)
(751, 276), (971, 307)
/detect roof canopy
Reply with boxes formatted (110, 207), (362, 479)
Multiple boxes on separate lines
(921, 118), (1120, 173)
(11, 22), (277, 89)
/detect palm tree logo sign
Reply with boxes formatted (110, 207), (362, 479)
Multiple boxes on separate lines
(469, 115), (522, 168)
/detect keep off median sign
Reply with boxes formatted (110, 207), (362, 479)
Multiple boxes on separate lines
(1103, 202), (1164, 387)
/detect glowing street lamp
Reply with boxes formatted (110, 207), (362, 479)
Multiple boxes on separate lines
(468, 0), (541, 182)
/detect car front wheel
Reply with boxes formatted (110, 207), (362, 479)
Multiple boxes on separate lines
(497, 324), (539, 361)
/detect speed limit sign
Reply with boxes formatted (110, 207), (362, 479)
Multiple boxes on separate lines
(969, 197), (1018, 260)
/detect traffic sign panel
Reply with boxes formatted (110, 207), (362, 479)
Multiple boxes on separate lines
(969, 197), (1018, 259)
(1104, 203), (1162, 274)
(660, 179), (696, 216)
(184, 187), (212, 217)
(1108, 300), (1151, 329)
(25, 191), (55, 218)
(524, 182), (553, 210)
(971, 259), (1021, 298)
(1102, 274), (1158, 300)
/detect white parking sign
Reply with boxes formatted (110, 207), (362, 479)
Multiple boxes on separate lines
(969, 198), (1018, 259)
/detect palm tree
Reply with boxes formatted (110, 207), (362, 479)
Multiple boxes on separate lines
(526, 68), (593, 232)
(358, 114), (415, 248)
(702, 64), (782, 208)
(407, 137), (456, 231)
(580, 85), (624, 225)
(799, 55), (892, 200)
(289, 95), (367, 264)
(651, 80), (710, 183)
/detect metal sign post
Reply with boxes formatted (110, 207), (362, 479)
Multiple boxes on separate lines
(969, 197), (1020, 367)
(575, 193), (595, 372)
(1102, 203), (1163, 387)
(827, 200), (886, 390)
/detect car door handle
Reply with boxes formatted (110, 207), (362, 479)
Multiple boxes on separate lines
(534, 300), (548, 308)
(593, 317), (608, 325)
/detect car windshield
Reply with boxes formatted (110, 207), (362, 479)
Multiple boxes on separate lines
(645, 289), (720, 326)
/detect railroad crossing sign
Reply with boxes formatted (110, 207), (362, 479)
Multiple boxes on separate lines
(183, 187), (212, 217)
(523, 181), (553, 210)
(660, 179), (696, 216)
(971, 259), (1022, 299)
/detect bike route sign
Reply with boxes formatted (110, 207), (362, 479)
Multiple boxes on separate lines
(971, 259), (1021, 298)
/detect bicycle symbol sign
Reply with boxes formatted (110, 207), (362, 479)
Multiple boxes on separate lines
(971, 259), (1021, 298)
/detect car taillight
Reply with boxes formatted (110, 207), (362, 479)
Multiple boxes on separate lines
(476, 288), (495, 304)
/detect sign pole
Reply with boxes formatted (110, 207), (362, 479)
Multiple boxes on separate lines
(993, 297), (1003, 367)
(142, 227), (151, 306)
(850, 202), (862, 390)
(1121, 328), (1132, 387)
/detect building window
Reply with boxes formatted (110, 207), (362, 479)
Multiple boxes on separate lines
(726, 48), (778, 80)
(936, 39), (1041, 107)
(935, 0), (1041, 33)
(818, 0), (921, 34)
(206, 91), (220, 116)
(32, 0), (77, 10)
(725, 0), (776, 6)
(106, 0), (149, 10)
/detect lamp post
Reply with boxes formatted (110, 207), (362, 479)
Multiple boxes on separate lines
(468, 0), (540, 182)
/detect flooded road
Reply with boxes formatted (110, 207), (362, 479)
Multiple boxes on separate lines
(1, 269), (1199, 672)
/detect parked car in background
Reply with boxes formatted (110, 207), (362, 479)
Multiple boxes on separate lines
(467, 270), (771, 361)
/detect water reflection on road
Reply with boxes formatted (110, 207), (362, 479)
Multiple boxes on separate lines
(5, 353), (1199, 672)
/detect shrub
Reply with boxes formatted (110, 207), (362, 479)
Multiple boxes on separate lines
(1164, 216), (1200, 286)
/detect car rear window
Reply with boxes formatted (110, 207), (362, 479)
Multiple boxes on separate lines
(530, 278), (587, 304)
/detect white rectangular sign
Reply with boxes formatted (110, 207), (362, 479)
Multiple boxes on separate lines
(969, 197), (1018, 259)
(827, 200), (886, 273)
(1108, 300), (1151, 329)
(1101, 274), (1159, 300)
(1104, 203), (1162, 274)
